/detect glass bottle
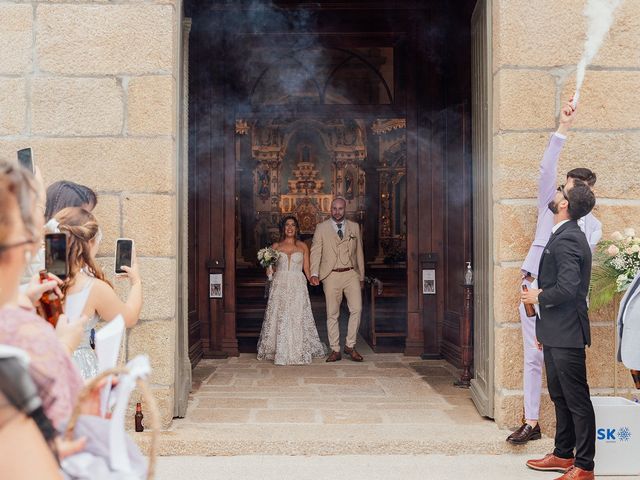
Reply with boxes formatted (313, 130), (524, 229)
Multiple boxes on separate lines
(38, 270), (63, 328)
(521, 285), (537, 317)
(464, 262), (473, 285)
(135, 402), (144, 432)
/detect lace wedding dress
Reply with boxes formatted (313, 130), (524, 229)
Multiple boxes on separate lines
(257, 251), (328, 365)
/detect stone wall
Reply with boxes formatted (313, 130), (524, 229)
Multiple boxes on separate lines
(492, 0), (640, 429)
(0, 0), (179, 427)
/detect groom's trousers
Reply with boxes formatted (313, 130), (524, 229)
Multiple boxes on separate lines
(323, 269), (362, 352)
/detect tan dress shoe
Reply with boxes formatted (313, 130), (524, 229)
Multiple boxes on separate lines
(526, 453), (574, 473)
(554, 466), (594, 480)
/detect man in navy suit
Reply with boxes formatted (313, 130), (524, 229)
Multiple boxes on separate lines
(522, 181), (597, 480)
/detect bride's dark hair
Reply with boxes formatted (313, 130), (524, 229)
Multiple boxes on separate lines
(279, 215), (300, 240)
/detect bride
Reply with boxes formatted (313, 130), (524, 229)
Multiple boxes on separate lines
(257, 216), (328, 365)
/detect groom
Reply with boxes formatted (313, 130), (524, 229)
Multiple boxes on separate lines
(310, 197), (366, 362)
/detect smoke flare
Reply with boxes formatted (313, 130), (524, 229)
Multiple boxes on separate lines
(573, 0), (623, 107)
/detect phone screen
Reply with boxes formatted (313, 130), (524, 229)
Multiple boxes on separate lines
(17, 148), (34, 173)
(115, 239), (133, 274)
(45, 233), (68, 280)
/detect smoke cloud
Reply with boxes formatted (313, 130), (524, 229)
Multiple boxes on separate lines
(573, 0), (624, 107)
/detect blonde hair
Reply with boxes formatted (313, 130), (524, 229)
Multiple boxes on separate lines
(54, 207), (111, 296)
(0, 159), (38, 246)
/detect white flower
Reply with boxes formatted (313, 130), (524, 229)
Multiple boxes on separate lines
(624, 228), (636, 238)
(631, 244), (640, 253)
(607, 245), (620, 256)
(611, 231), (624, 241)
(611, 255), (626, 270)
(616, 274), (630, 292)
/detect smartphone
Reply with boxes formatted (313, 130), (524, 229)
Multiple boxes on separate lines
(45, 233), (68, 280)
(17, 148), (34, 173)
(115, 238), (134, 274)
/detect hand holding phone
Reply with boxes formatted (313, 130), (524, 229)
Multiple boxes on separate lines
(115, 238), (133, 274)
(17, 148), (34, 173)
(45, 233), (68, 280)
(115, 239), (140, 284)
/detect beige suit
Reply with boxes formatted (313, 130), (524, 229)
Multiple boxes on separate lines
(310, 219), (365, 352)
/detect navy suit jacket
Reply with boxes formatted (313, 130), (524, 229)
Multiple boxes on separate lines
(536, 220), (592, 348)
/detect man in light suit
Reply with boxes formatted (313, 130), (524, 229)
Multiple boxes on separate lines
(617, 270), (640, 374)
(507, 101), (602, 445)
(310, 197), (366, 362)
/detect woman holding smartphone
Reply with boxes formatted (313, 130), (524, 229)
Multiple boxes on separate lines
(53, 207), (142, 379)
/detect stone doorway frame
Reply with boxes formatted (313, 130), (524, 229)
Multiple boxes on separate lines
(173, 0), (493, 420)
(469, 0), (494, 419)
(174, 1), (192, 418)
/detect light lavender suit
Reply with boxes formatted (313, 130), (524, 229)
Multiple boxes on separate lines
(519, 133), (602, 421)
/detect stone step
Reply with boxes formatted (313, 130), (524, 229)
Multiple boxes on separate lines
(134, 425), (554, 457)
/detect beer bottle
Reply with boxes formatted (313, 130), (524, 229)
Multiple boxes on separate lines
(38, 270), (63, 328)
(521, 284), (536, 318)
(135, 402), (144, 432)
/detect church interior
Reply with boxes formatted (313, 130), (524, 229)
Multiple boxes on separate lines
(186, 0), (476, 368)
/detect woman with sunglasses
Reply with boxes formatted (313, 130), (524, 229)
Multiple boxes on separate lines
(0, 160), (85, 429)
(53, 207), (142, 379)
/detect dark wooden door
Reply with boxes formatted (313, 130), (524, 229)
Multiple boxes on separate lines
(186, 0), (476, 362)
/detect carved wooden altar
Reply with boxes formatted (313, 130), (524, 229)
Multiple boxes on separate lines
(236, 118), (368, 260)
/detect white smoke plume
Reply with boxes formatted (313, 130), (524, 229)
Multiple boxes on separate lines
(573, 0), (624, 107)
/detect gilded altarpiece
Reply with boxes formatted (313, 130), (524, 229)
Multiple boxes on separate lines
(371, 119), (407, 264)
(236, 119), (369, 262)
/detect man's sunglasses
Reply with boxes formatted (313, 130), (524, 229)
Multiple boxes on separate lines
(557, 184), (569, 201)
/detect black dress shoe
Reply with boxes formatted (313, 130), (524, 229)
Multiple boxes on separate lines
(506, 423), (542, 445)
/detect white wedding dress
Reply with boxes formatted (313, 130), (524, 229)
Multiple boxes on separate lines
(257, 251), (328, 365)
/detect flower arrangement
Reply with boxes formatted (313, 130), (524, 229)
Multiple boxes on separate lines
(257, 246), (279, 269)
(590, 228), (640, 310)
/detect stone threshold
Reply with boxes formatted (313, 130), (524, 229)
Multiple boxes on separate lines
(133, 428), (554, 456)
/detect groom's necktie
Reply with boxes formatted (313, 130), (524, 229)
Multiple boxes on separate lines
(337, 223), (343, 240)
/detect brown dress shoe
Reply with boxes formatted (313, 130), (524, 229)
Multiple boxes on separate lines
(326, 351), (342, 362)
(554, 466), (594, 480)
(526, 453), (574, 473)
(506, 423), (541, 445)
(343, 346), (363, 362)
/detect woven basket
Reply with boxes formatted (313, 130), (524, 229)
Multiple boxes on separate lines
(64, 367), (160, 480)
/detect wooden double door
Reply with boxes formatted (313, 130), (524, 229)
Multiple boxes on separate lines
(186, 0), (475, 367)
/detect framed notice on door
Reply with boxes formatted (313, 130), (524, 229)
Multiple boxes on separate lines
(209, 273), (223, 298)
(422, 269), (436, 295)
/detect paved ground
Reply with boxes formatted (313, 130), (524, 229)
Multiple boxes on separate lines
(154, 455), (623, 480)
(139, 344), (553, 456)
(144, 345), (627, 478)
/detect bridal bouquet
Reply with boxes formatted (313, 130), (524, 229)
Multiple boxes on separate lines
(257, 246), (279, 269)
(590, 228), (640, 309)
(257, 246), (279, 298)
